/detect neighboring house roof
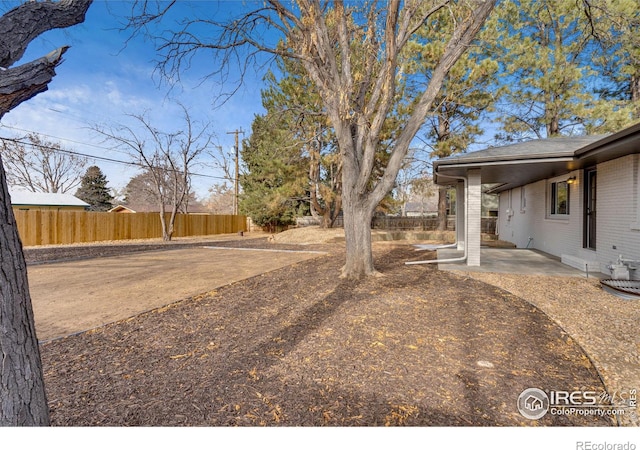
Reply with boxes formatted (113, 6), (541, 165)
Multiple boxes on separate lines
(108, 205), (137, 213)
(433, 121), (640, 193)
(108, 203), (211, 214)
(9, 190), (89, 208)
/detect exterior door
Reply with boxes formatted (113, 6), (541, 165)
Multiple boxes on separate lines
(584, 168), (597, 250)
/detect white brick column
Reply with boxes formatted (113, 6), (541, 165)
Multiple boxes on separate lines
(456, 180), (465, 251)
(467, 169), (482, 266)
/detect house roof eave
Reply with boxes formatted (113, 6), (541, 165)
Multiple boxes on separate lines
(434, 156), (576, 190)
(575, 121), (640, 165)
(433, 123), (640, 190)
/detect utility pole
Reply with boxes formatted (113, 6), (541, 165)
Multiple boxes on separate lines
(227, 129), (244, 215)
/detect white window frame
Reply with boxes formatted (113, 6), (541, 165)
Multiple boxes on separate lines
(548, 178), (570, 218)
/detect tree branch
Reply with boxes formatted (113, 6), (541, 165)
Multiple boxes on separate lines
(0, 0), (91, 68)
(0, 0), (93, 119)
(371, 0), (496, 204)
(0, 47), (68, 119)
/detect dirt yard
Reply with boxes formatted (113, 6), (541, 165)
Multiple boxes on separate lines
(27, 242), (324, 341)
(26, 230), (621, 426)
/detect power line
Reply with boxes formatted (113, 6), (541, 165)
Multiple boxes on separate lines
(0, 136), (228, 181)
(1, 123), (123, 155)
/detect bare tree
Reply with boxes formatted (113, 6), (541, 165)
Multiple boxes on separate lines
(95, 103), (212, 241)
(123, 168), (203, 213)
(1, 133), (88, 193)
(395, 152), (430, 217)
(129, 0), (495, 278)
(206, 145), (236, 184)
(204, 182), (234, 215)
(0, 0), (92, 426)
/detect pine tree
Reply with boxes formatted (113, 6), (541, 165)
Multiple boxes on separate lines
(488, 0), (620, 139)
(239, 113), (310, 230)
(402, 4), (499, 229)
(261, 59), (342, 228)
(584, 0), (640, 128)
(75, 165), (114, 211)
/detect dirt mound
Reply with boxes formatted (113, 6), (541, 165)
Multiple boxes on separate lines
(270, 226), (460, 245)
(269, 226), (344, 245)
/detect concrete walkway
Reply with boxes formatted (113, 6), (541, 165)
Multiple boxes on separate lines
(435, 247), (594, 277)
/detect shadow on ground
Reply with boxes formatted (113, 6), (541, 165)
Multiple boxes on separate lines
(41, 245), (612, 426)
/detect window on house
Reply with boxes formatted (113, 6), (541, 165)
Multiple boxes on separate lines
(550, 180), (569, 216)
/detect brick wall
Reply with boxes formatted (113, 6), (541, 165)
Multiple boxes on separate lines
(498, 174), (583, 257)
(597, 154), (640, 279)
(497, 154), (640, 278)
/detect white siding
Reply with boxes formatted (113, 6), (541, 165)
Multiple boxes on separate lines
(456, 180), (465, 251)
(497, 154), (640, 278)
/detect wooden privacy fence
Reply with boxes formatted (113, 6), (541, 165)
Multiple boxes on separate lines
(13, 210), (248, 246)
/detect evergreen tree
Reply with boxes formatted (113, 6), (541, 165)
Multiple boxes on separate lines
(261, 58), (342, 228)
(75, 165), (114, 211)
(402, 4), (499, 229)
(487, 0), (637, 140)
(584, 0), (640, 127)
(240, 113), (310, 230)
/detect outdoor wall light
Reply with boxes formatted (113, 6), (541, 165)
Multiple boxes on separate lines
(566, 176), (577, 184)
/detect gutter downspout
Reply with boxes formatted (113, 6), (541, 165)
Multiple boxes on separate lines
(406, 172), (468, 265)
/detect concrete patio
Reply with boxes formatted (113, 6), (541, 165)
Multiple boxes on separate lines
(433, 247), (601, 278)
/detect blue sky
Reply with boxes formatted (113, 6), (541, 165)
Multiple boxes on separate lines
(0, 1), (268, 199)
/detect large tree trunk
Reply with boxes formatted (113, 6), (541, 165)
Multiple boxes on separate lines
(0, 0), (93, 426)
(0, 159), (49, 426)
(341, 196), (377, 279)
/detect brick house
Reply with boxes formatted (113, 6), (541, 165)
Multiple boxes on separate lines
(432, 122), (640, 278)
